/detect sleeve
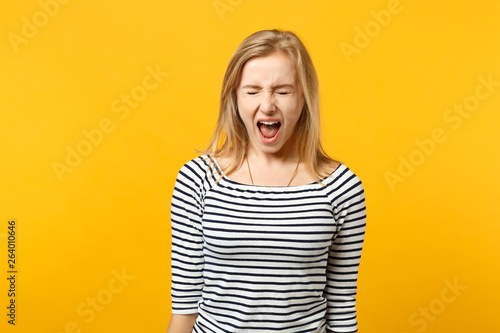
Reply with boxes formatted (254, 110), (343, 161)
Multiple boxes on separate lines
(170, 162), (205, 314)
(324, 172), (367, 333)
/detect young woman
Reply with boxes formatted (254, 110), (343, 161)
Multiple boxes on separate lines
(167, 29), (366, 333)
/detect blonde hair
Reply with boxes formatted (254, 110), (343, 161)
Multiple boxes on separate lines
(205, 29), (339, 180)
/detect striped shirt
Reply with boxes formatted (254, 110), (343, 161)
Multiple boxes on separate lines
(170, 155), (366, 333)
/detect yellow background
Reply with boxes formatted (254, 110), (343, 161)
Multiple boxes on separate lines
(1, 0), (499, 332)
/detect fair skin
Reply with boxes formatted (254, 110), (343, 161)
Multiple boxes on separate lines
(225, 50), (317, 186)
(167, 51), (341, 332)
(167, 313), (197, 332)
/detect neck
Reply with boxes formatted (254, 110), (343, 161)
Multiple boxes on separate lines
(246, 155), (300, 187)
(244, 146), (303, 187)
(246, 146), (299, 166)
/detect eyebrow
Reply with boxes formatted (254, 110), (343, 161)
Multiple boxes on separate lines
(240, 84), (296, 90)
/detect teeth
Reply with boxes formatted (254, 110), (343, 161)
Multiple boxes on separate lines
(259, 121), (279, 125)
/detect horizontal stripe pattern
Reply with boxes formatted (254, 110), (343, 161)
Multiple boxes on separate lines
(171, 155), (366, 333)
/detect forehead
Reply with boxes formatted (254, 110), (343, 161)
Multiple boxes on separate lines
(239, 51), (297, 85)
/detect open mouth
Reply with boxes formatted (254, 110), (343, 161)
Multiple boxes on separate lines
(257, 121), (281, 139)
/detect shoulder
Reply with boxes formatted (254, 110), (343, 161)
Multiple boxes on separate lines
(322, 164), (365, 202)
(175, 155), (221, 187)
(178, 155), (210, 173)
(324, 163), (363, 185)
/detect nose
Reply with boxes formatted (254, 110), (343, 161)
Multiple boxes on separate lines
(259, 92), (276, 114)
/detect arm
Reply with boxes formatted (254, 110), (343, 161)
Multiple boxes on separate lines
(324, 172), (366, 333)
(167, 313), (198, 333)
(169, 161), (205, 322)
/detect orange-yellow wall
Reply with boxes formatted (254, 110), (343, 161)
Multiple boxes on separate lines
(1, 1), (499, 332)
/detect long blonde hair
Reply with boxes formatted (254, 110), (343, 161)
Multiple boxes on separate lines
(205, 29), (339, 180)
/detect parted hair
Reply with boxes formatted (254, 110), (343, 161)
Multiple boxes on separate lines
(204, 29), (339, 181)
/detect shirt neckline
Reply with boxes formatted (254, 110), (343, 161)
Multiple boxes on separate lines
(209, 155), (344, 189)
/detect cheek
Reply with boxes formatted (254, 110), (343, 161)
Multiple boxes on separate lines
(237, 106), (253, 130)
(285, 99), (304, 123)
(293, 97), (305, 124)
(237, 99), (255, 123)
(236, 98), (245, 119)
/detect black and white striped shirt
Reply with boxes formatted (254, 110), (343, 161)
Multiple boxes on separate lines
(170, 155), (366, 333)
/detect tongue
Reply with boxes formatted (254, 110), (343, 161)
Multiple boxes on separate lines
(260, 123), (280, 138)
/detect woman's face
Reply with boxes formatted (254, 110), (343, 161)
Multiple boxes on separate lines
(236, 51), (305, 157)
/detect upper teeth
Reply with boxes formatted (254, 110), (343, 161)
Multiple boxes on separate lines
(259, 121), (279, 125)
